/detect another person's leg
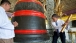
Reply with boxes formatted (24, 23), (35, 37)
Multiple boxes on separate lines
(60, 32), (65, 43)
(0, 38), (14, 43)
(52, 32), (59, 43)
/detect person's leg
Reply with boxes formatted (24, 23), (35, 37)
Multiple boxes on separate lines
(60, 32), (65, 43)
(52, 32), (59, 43)
(0, 38), (14, 43)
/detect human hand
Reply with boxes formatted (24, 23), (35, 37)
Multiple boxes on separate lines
(62, 21), (69, 27)
(13, 21), (18, 27)
(65, 20), (69, 25)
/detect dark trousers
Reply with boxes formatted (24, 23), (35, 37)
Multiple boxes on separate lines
(52, 31), (65, 43)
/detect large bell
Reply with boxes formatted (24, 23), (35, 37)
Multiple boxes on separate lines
(12, 0), (50, 42)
